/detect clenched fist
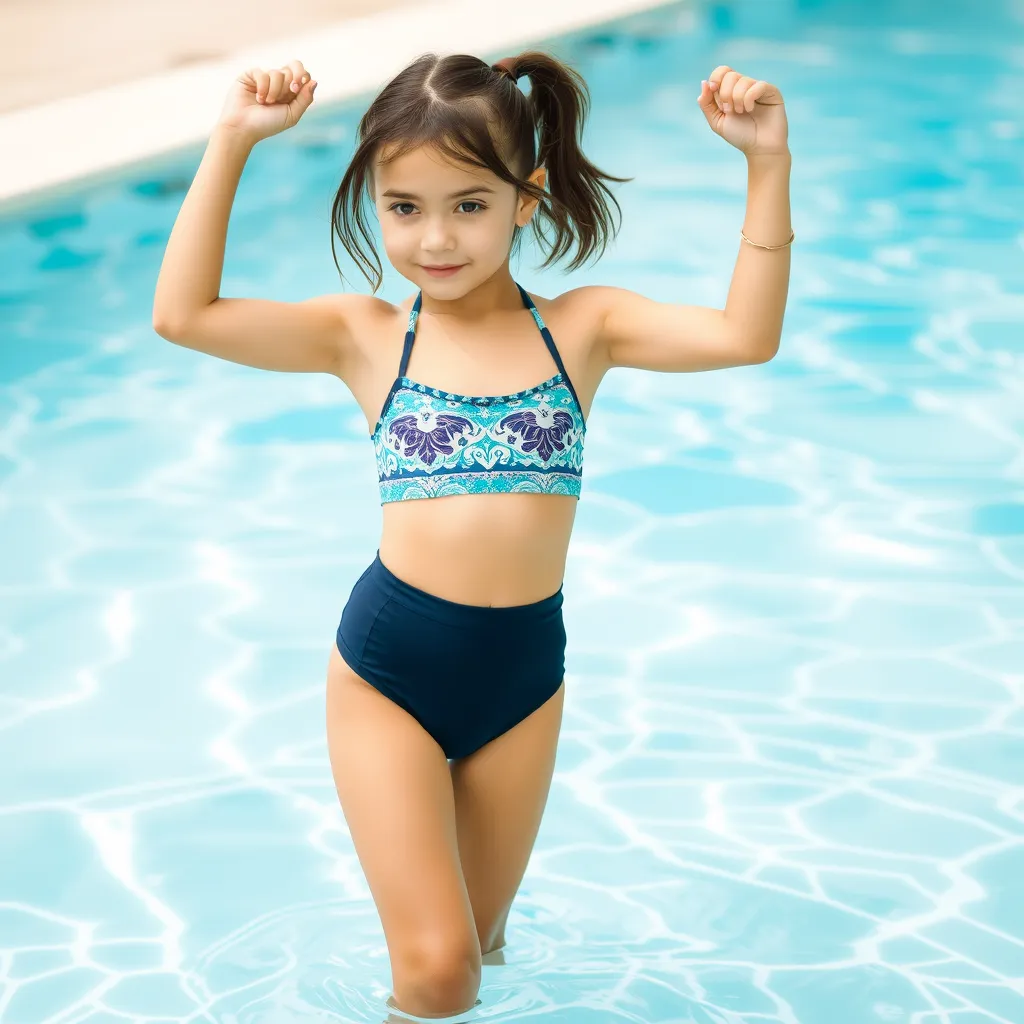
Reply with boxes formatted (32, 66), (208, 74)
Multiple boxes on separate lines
(217, 59), (318, 144)
(697, 66), (789, 159)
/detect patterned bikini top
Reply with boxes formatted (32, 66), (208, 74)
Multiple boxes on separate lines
(372, 283), (586, 504)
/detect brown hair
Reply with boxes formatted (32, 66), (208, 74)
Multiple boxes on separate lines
(330, 51), (629, 291)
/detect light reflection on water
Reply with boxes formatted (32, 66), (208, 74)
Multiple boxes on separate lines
(1, 0), (1022, 1020)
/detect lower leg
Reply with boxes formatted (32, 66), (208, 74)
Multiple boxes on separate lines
(481, 906), (509, 955)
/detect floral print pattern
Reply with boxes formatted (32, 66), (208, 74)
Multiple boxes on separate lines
(373, 376), (585, 504)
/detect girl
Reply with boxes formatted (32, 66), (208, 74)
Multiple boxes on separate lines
(153, 50), (791, 1021)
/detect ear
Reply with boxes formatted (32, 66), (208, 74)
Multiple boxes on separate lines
(515, 166), (547, 227)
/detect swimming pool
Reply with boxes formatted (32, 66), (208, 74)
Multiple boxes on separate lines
(2, 0), (1023, 1020)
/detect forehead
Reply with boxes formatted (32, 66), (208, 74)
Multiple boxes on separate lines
(373, 143), (505, 195)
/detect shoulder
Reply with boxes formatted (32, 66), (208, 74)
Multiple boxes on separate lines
(529, 285), (635, 356)
(310, 291), (403, 325)
(530, 285), (630, 326)
(306, 292), (411, 379)
(521, 286), (633, 388)
(317, 290), (419, 333)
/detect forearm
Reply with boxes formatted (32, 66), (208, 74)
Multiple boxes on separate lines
(152, 127), (256, 330)
(723, 151), (792, 358)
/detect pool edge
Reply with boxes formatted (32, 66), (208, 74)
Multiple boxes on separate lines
(0, 0), (679, 208)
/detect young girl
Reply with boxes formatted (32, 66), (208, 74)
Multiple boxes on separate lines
(153, 49), (791, 1021)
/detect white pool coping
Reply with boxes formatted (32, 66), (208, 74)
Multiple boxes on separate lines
(0, 0), (673, 207)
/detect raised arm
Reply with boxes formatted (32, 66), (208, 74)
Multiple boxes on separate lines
(594, 67), (792, 374)
(152, 61), (356, 377)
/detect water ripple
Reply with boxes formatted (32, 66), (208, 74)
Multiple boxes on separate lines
(2, 0), (1024, 1021)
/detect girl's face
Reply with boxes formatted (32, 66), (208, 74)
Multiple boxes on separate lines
(372, 144), (545, 297)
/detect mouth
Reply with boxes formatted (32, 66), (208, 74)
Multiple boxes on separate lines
(420, 264), (466, 277)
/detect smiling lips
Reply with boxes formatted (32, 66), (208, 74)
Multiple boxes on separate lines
(421, 264), (465, 277)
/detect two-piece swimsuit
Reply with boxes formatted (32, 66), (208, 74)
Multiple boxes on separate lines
(335, 283), (587, 760)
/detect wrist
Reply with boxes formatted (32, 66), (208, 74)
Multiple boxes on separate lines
(211, 123), (260, 153)
(745, 148), (792, 168)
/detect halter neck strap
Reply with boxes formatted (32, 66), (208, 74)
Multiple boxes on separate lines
(396, 283), (577, 414)
(514, 283), (569, 381)
(397, 291), (423, 378)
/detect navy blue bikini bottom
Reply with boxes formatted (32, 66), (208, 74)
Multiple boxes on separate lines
(336, 553), (566, 760)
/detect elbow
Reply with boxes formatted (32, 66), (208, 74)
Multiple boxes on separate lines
(749, 335), (781, 364)
(153, 298), (217, 342)
(721, 314), (780, 366)
(152, 309), (180, 341)
(152, 306), (200, 343)
(152, 320), (176, 342)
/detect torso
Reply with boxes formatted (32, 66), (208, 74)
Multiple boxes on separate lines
(333, 287), (607, 606)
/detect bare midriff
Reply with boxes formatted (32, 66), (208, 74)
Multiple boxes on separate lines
(378, 492), (578, 607)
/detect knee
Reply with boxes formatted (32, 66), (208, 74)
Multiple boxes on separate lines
(392, 934), (482, 1017)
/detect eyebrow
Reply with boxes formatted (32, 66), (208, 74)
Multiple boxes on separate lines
(380, 186), (496, 201)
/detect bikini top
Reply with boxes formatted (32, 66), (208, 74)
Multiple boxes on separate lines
(372, 283), (587, 504)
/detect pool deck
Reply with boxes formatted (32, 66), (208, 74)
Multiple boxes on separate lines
(0, 0), (673, 207)
(0, 0), (421, 116)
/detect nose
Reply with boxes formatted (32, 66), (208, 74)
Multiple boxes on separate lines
(420, 215), (456, 254)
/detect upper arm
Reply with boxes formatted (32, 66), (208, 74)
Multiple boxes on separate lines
(152, 293), (361, 377)
(586, 285), (776, 374)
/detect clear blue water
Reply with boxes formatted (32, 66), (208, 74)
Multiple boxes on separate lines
(2, 0), (1023, 1021)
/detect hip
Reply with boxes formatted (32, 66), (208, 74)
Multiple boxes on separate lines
(336, 551), (566, 685)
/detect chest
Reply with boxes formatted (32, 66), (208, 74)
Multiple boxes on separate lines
(406, 314), (564, 392)
(354, 300), (602, 434)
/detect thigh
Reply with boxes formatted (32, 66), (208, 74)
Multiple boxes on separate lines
(325, 643), (479, 961)
(450, 680), (565, 952)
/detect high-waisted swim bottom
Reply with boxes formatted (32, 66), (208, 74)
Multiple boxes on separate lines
(336, 552), (566, 760)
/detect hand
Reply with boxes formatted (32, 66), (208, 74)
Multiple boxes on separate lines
(217, 60), (317, 144)
(697, 66), (789, 159)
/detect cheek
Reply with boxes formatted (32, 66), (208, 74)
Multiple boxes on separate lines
(379, 219), (412, 259)
(468, 212), (517, 253)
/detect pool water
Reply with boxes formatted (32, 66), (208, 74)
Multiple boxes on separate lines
(3, 0), (1023, 1021)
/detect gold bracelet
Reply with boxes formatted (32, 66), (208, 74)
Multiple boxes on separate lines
(740, 228), (795, 251)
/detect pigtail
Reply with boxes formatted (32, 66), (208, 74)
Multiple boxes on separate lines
(502, 51), (630, 270)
